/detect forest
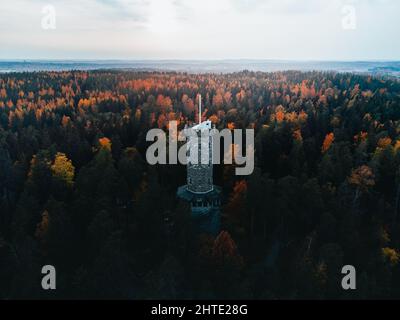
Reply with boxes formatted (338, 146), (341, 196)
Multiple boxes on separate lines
(1, 69), (400, 299)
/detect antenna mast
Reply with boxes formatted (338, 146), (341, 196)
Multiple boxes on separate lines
(198, 94), (202, 125)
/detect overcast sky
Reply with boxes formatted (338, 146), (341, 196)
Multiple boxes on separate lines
(0, 0), (399, 60)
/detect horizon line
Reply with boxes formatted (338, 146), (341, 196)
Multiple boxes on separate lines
(1, 58), (400, 63)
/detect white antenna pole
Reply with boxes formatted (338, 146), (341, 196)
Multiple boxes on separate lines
(199, 94), (201, 125)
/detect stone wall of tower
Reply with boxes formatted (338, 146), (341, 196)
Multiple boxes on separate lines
(187, 127), (213, 193)
(187, 165), (213, 193)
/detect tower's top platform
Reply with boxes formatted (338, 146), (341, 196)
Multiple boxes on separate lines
(191, 120), (212, 131)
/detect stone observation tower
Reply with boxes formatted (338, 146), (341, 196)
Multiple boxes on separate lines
(177, 95), (221, 235)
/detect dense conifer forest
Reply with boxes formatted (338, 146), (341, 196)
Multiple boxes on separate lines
(1, 70), (400, 299)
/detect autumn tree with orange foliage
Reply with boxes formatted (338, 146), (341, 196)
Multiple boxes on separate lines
(224, 180), (248, 236)
(321, 133), (334, 153)
(197, 231), (244, 297)
(98, 137), (112, 150)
